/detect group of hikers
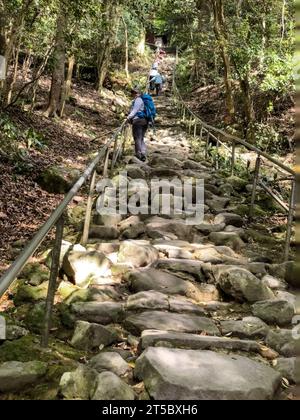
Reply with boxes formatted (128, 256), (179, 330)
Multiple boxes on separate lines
(126, 48), (166, 162)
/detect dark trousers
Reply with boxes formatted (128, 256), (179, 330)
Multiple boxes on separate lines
(155, 83), (162, 96)
(132, 119), (148, 157)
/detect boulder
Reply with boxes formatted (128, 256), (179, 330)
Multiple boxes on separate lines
(209, 232), (245, 251)
(219, 317), (270, 339)
(89, 352), (131, 376)
(128, 269), (209, 302)
(92, 371), (135, 400)
(214, 266), (274, 303)
(0, 361), (47, 392)
(274, 358), (299, 384)
(135, 348), (281, 400)
(266, 330), (300, 357)
(63, 250), (112, 288)
(155, 259), (204, 282)
(252, 300), (295, 326)
(71, 321), (118, 351)
(59, 365), (98, 400)
(214, 213), (244, 227)
(118, 241), (159, 268)
(89, 226), (120, 240)
(150, 156), (182, 169)
(37, 165), (80, 194)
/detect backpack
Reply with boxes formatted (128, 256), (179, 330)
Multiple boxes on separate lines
(137, 94), (157, 123)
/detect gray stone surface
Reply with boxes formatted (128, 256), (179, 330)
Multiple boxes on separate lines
(214, 266), (274, 303)
(0, 361), (47, 392)
(71, 321), (118, 350)
(214, 213), (244, 227)
(124, 311), (220, 335)
(118, 241), (159, 268)
(128, 269), (210, 303)
(59, 365), (98, 400)
(139, 330), (261, 353)
(266, 330), (300, 357)
(135, 348), (281, 400)
(89, 352), (131, 376)
(252, 300), (295, 326)
(126, 291), (169, 311)
(71, 302), (125, 324)
(63, 250), (112, 288)
(220, 317), (269, 339)
(155, 259), (204, 281)
(274, 358), (299, 384)
(92, 371), (135, 400)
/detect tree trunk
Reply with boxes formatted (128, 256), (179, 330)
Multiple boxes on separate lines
(60, 54), (75, 117)
(6, 38), (21, 105)
(96, 1), (121, 93)
(240, 76), (255, 130)
(136, 29), (146, 56)
(122, 16), (129, 79)
(45, 4), (66, 117)
(210, 0), (235, 122)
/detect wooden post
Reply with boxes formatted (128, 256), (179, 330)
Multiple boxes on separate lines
(41, 215), (64, 348)
(103, 147), (110, 177)
(194, 123), (197, 138)
(82, 169), (97, 246)
(284, 180), (295, 262)
(249, 155), (261, 219)
(205, 132), (210, 159)
(231, 141), (236, 176)
(215, 137), (220, 170)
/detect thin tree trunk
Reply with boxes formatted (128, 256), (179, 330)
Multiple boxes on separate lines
(210, 0), (235, 122)
(281, 0), (286, 44)
(121, 16), (129, 79)
(60, 54), (75, 117)
(7, 38), (21, 105)
(45, 5), (66, 117)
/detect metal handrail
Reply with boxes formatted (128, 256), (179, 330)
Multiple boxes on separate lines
(172, 56), (295, 262)
(0, 120), (128, 347)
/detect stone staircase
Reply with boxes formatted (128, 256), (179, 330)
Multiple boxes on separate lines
(0, 61), (298, 400)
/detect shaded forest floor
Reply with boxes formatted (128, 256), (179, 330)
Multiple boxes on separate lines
(0, 72), (133, 276)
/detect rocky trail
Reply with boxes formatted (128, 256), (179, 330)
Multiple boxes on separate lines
(0, 58), (299, 401)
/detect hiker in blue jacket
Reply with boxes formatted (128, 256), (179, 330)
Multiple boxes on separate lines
(126, 87), (149, 162)
(154, 73), (164, 96)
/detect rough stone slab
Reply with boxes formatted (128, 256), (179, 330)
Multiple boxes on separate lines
(135, 348), (281, 400)
(59, 365), (98, 400)
(266, 330), (300, 357)
(126, 291), (169, 311)
(89, 226), (120, 240)
(89, 352), (131, 376)
(168, 298), (206, 315)
(214, 213), (243, 227)
(155, 259), (205, 282)
(220, 317), (269, 339)
(139, 330), (261, 353)
(71, 302), (125, 325)
(124, 311), (220, 336)
(71, 321), (118, 351)
(0, 361), (47, 392)
(118, 241), (159, 268)
(193, 246), (244, 265)
(92, 371), (135, 400)
(214, 266), (274, 303)
(274, 358), (299, 384)
(252, 300), (295, 326)
(128, 269), (209, 303)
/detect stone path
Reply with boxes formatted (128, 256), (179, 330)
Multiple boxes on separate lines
(0, 57), (298, 400)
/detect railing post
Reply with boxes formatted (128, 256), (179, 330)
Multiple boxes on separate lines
(41, 214), (64, 348)
(82, 169), (97, 246)
(188, 117), (193, 135)
(249, 155), (261, 219)
(193, 123), (197, 138)
(103, 147), (110, 177)
(205, 132), (210, 159)
(111, 134), (119, 171)
(182, 107), (186, 122)
(215, 136), (220, 170)
(199, 126), (203, 142)
(284, 180), (295, 262)
(231, 141), (236, 176)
